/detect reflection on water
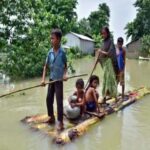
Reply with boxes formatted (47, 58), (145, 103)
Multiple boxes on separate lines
(0, 58), (150, 150)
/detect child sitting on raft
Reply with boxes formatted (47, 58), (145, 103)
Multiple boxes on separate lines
(85, 75), (101, 113)
(64, 78), (85, 119)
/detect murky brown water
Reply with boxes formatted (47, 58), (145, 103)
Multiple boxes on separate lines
(0, 58), (150, 150)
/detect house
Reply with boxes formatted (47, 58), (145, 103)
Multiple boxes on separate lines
(65, 32), (95, 54)
(126, 39), (142, 59)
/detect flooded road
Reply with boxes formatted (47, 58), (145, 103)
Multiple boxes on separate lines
(0, 58), (150, 150)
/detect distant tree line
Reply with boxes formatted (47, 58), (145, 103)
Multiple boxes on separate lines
(0, 0), (110, 79)
(125, 0), (150, 56)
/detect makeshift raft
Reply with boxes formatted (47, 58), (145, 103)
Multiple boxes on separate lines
(21, 87), (150, 145)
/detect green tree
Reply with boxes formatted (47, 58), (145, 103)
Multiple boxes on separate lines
(0, 0), (77, 79)
(72, 3), (110, 49)
(72, 18), (92, 38)
(0, 0), (33, 52)
(77, 18), (91, 35)
(125, 0), (150, 41)
(92, 34), (103, 48)
(141, 35), (150, 56)
(88, 3), (110, 35)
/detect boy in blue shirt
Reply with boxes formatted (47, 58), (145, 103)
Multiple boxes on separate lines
(41, 28), (67, 131)
(116, 37), (126, 99)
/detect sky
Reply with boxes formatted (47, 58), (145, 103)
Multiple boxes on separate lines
(76, 0), (137, 44)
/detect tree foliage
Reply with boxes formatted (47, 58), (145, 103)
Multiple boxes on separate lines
(74, 18), (91, 36)
(125, 0), (150, 41)
(0, 0), (77, 79)
(92, 34), (103, 48)
(0, 1), (111, 79)
(72, 3), (110, 37)
(141, 35), (150, 56)
(88, 3), (110, 35)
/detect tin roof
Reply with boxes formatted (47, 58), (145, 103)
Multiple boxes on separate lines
(69, 32), (94, 42)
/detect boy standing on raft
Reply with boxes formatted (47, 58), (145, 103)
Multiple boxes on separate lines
(116, 37), (126, 99)
(41, 28), (67, 131)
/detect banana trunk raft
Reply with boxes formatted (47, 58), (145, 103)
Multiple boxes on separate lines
(21, 87), (150, 145)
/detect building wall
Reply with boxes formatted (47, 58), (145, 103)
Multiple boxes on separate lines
(65, 33), (80, 47)
(126, 39), (142, 59)
(65, 33), (94, 54)
(80, 40), (94, 54)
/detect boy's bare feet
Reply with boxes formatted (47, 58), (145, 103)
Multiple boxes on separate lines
(44, 116), (55, 124)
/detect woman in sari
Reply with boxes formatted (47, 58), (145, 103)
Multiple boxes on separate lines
(98, 27), (119, 101)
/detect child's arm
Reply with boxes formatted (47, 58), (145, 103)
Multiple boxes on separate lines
(63, 52), (68, 81)
(69, 92), (77, 105)
(92, 89), (100, 113)
(41, 64), (48, 85)
(41, 54), (49, 85)
(74, 97), (85, 107)
(63, 62), (67, 80)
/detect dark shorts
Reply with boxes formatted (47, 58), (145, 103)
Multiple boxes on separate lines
(86, 101), (96, 112)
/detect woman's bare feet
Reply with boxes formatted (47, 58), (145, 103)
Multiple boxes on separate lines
(57, 121), (64, 131)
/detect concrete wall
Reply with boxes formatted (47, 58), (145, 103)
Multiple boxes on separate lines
(126, 39), (142, 59)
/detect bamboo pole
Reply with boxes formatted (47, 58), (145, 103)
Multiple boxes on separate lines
(0, 74), (88, 98)
(84, 52), (100, 89)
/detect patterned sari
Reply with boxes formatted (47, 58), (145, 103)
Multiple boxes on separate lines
(102, 58), (117, 97)
(99, 38), (118, 97)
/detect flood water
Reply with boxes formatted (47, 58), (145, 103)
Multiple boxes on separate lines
(0, 58), (150, 150)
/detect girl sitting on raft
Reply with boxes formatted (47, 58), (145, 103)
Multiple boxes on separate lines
(64, 78), (85, 119)
(85, 75), (101, 113)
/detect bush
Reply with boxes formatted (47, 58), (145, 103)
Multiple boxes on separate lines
(92, 34), (103, 48)
(141, 35), (150, 57)
(66, 46), (92, 74)
(66, 46), (83, 59)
